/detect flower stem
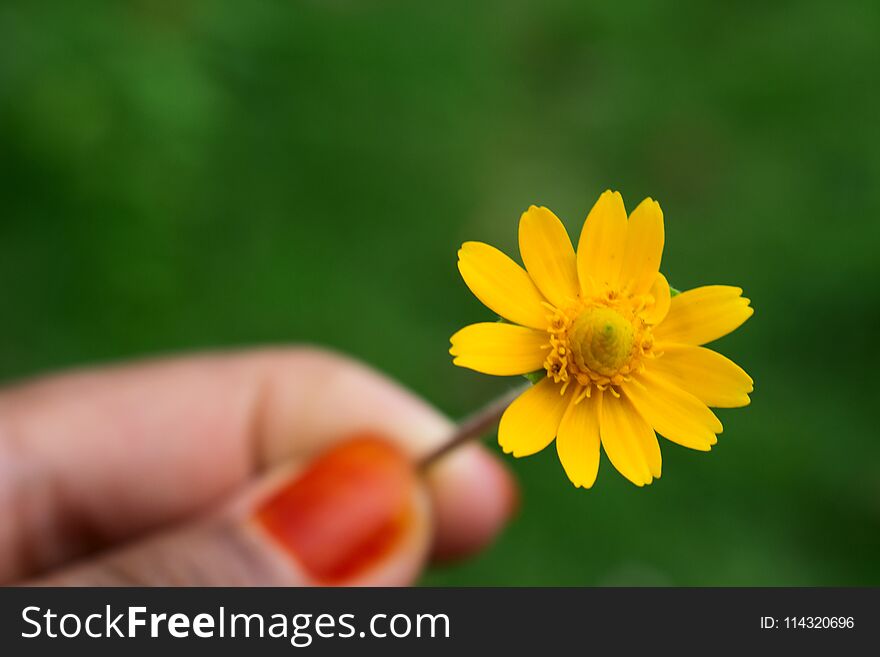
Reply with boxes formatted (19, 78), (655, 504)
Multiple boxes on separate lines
(419, 382), (530, 470)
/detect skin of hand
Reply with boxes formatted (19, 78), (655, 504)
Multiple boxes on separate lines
(0, 348), (517, 586)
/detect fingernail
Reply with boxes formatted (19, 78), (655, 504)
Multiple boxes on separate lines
(255, 435), (416, 584)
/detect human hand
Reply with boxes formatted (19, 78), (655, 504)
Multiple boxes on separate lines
(0, 349), (516, 586)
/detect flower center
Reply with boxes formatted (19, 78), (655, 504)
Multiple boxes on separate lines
(568, 307), (634, 376)
(542, 297), (655, 401)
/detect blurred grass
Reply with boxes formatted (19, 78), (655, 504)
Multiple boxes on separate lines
(2, 0), (879, 585)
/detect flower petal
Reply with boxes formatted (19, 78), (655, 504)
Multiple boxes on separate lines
(642, 272), (671, 325)
(599, 391), (661, 486)
(654, 285), (753, 345)
(620, 197), (664, 295)
(498, 377), (571, 457)
(576, 190), (628, 295)
(650, 343), (753, 408)
(556, 393), (601, 488)
(519, 205), (580, 308)
(623, 370), (721, 451)
(457, 241), (549, 330)
(450, 322), (549, 376)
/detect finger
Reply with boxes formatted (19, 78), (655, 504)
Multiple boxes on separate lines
(32, 438), (433, 586)
(0, 348), (516, 582)
(426, 442), (518, 561)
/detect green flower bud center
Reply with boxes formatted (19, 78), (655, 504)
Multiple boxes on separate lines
(569, 307), (635, 377)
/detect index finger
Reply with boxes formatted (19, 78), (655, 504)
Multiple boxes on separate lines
(0, 348), (514, 582)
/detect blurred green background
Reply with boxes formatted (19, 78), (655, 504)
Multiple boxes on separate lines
(2, 0), (879, 585)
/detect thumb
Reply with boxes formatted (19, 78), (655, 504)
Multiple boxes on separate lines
(31, 436), (433, 586)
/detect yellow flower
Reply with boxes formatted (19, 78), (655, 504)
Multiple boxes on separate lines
(450, 190), (753, 488)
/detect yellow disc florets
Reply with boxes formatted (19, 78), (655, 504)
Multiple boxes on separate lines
(569, 307), (634, 376)
(543, 294), (656, 401)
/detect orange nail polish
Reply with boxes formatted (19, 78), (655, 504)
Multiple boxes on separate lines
(255, 435), (416, 584)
